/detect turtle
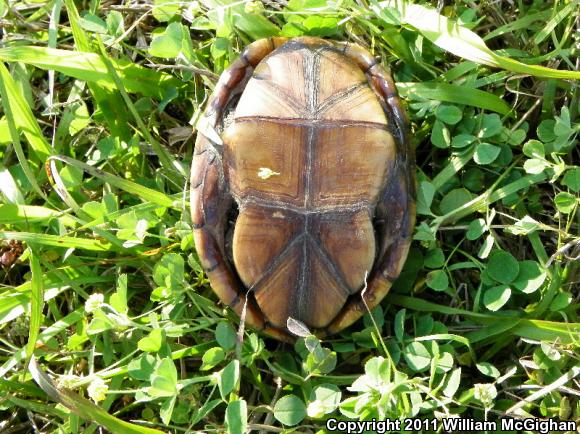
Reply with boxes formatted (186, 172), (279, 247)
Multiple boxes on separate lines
(191, 36), (415, 342)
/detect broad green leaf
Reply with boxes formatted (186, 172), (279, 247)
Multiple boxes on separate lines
(436, 104), (462, 124)
(523, 140), (545, 158)
(477, 114), (503, 138)
(487, 250), (519, 284)
(307, 384), (341, 417)
(549, 292), (572, 312)
(159, 396), (176, 426)
(403, 341), (431, 371)
(476, 362), (500, 378)
(138, 329), (163, 353)
(562, 168), (580, 192)
(443, 367), (461, 398)
(474, 143), (501, 165)
(149, 22), (184, 58)
(79, 13), (107, 33)
(466, 218), (486, 240)
(218, 360), (240, 400)
(149, 358), (178, 397)
(435, 352), (454, 373)
(424, 248), (445, 269)
(431, 119), (450, 148)
(554, 192), (577, 214)
(483, 285), (512, 311)
(451, 133), (476, 149)
(416, 181), (435, 215)
(512, 261), (546, 294)
(225, 399), (247, 434)
(153, 0), (181, 21)
(110, 274), (128, 314)
(524, 158), (548, 174)
(128, 354), (156, 381)
(201, 347), (225, 371)
(216, 322), (237, 351)
(274, 395), (306, 426)
(439, 188), (475, 215)
(0, 166), (24, 204)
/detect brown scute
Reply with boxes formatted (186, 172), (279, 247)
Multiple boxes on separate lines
(301, 245), (350, 328)
(253, 242), (301, 328)
(223, 121), (305, 206)
(234, 77), (302, 119)
(316, 86), (388, 124)
(311, 210), (376, 292)
(313, 127), (395, 206)
(252, 232), (350, 329)
(251, 49), (308, 109)
(317, 49), (367, 106)
(233, 205), (301, 288)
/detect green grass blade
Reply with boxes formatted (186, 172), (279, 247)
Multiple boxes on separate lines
(62, 0), (132, 140)
(49, 155), (176, 208)
(0, 310), (84, 378)
(532, 1), (578, 46)
(0, 63), (51, 161)
(483, 9), (552, 41)
(29, 357), (166, 434)
(0, 64), (50, 201)
(388, 294), (580, 344)
(513, 319), (580, 343)
(78, 193), (183, 231)
(389, 2), (580, 80)
(0, 204), (76, 226)
(95, 38), (184, 186)
(398, 82), (512, 115)
(25, 248), (44, 369)
(0, 231), (117, 251)
(0, 47), (184, 100)
(431, 149), (475, 191)
(465, 321), (519, 344)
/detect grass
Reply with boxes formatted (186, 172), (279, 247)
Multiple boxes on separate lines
(0, 0), (579, 432)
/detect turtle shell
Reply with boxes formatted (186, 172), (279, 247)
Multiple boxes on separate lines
(191, 37), (415, 341)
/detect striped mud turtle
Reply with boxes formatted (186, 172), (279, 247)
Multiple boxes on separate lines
(191, 37), (415, 342)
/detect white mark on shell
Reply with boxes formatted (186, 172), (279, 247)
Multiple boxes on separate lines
(272, 211), (285, 219)
(257, 167), (280, 179)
